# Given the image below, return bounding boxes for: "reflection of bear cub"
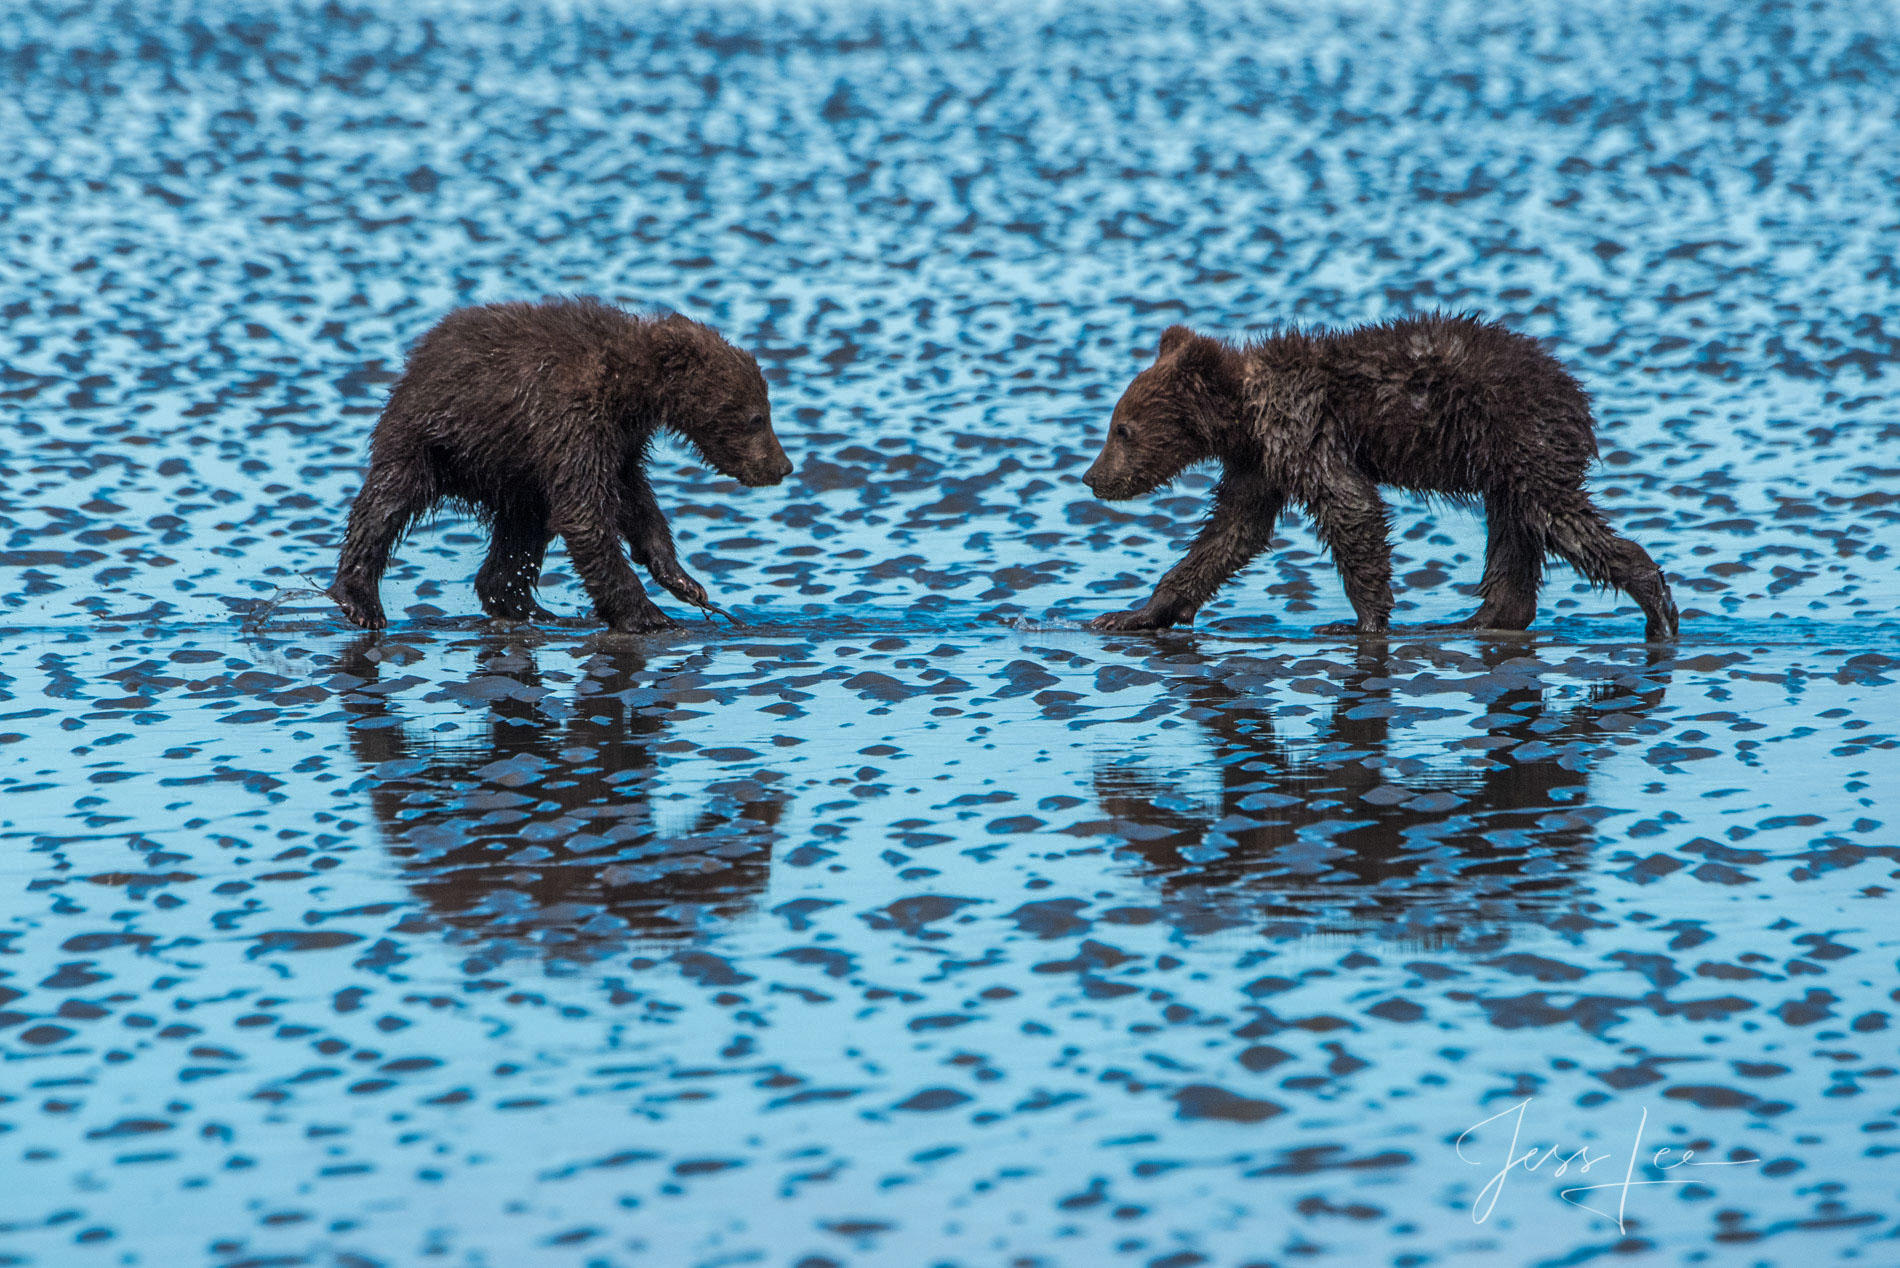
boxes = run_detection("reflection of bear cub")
[1084,315,1678,640]
[330,297,792,633]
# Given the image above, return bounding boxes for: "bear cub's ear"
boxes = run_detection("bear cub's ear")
[1157,325,1198,358]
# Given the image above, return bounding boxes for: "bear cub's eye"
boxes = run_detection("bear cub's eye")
[1113,423,1133,441]
[748,414,766,430]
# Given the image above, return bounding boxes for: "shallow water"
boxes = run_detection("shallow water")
[3,1,1898,1265]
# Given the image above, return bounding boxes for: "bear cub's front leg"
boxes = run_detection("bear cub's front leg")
[1091,470,1283,632]
[616,470,732,623]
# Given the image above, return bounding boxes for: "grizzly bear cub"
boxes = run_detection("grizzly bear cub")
[329,297,792,633]
[1084,314,1679,640]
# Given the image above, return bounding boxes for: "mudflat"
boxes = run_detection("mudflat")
[2,2,1896,1265]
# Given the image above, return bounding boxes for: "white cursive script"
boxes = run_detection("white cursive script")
[1454,1098,1757,1231]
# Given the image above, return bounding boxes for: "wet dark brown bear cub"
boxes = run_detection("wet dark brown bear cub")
[1084,314,1679,640]
[329,297,792,633]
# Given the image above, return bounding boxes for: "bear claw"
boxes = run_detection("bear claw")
[651,562,738,622]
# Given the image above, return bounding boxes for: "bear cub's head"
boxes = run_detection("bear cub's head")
[660,317,794,488]
[1083,325,1242,501]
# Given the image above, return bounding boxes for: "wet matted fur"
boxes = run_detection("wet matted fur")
[1083,314,1679,640]
[329,297,792,633]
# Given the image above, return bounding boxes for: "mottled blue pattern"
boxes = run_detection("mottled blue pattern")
[2,1,1897,1265]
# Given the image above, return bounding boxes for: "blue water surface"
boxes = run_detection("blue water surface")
[2,1,1897,1265]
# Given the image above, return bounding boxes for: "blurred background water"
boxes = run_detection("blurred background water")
[1,1,1897,1265]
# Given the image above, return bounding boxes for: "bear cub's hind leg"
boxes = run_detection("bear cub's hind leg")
[331,456,438,630]
[475,500,556,622]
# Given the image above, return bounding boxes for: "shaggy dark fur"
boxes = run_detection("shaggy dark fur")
[1084,314,1679,640]
[329,297,792,633]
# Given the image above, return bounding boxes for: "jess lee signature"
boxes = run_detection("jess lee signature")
[1456,1098,1759,1231]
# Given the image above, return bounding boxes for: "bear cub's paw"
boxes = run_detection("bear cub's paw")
[1091,605,1186,632]
[329,579,387,631]
[481,596,558,623]
[603,597,682,634]
[649,561,711,610]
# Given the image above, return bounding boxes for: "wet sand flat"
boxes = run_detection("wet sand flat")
[3,1,1899,1265]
